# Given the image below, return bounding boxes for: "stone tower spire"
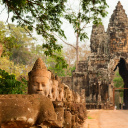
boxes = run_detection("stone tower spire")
[108,1,128,32]
[107,1,128,54]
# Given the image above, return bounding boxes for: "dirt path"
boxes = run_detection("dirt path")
[83,110,128,128]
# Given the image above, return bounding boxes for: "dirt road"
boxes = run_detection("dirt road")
[83,110,128,128]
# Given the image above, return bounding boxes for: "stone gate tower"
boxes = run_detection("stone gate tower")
[62,1,128,109]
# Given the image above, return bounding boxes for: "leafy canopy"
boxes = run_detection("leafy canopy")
[2,0,67,67]
[65,0,108,42]
[1,0,108,68]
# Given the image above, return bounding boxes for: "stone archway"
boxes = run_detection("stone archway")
[108,56,128,109]
[113,58,128,109]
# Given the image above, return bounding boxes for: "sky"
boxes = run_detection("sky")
[0,0,128,49]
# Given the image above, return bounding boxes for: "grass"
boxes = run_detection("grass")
[88,116,93,119]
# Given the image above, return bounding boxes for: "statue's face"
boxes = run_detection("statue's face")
[30,76,50,96]
[57,87,64,101]
[67,90,72,102]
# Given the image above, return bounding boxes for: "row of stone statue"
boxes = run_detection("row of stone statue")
[28,58,85,104]
[0,58,86,128]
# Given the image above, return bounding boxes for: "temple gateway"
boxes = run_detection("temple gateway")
[62,1,128,109]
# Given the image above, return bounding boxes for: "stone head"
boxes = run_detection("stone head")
[50,73,58,101]
[57,83,64,101]
[64,84,73,102]
[28,58,51,97]
[73,92,80,103]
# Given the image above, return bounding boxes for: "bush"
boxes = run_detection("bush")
[0,69,27,94]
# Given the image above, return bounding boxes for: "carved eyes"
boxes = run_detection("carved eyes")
[33,82,46,87]
[33,82,38,86]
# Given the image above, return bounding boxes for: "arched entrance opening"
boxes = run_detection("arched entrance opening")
[113,57,128,109]
[113,88,128,109]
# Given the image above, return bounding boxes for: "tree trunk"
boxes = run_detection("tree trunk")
[75,33,79,71]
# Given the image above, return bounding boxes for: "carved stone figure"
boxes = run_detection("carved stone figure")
[28,58,51,97]
[64,84,73,102]
[50,73,58,101]
[57,82,64,101]
[0,95,57,128]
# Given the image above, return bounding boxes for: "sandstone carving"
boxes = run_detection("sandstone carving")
[0,94,57,128]
[28,58,51,97]
[0,58,86,128]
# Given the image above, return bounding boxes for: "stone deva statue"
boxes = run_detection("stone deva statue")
[50,73,59,101]
[28,58,51,97]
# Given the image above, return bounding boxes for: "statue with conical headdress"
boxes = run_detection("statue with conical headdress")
[28,58,51,97]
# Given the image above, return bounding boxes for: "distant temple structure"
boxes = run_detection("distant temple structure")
[62,1,128,109]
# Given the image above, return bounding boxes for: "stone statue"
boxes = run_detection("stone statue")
[57,78,64,101]
[64,84,73,102]
[50,73,58,101]
[28,58,51,97]
[0,94,58,128]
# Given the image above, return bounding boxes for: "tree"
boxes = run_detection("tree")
[1,0,68,68]
[0,21,19,57]
[46,50,66,76]
[63,44,90,75]
[1,0,108,69]
[0,21,40,65]
[54,0,108,70]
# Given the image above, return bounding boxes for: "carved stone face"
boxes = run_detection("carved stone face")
[57,84,64,101]
[67,90,73,102]
[51,80,58,101]
[30,76,50,97]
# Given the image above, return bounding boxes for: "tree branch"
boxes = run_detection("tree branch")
[52,32,76,50]
[0,7,5,15]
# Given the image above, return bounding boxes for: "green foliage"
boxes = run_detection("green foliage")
[113,71,124,97]
[65,0,108,42]
[0,21,40,65]
[1,0,108,70]
[46,50,67,76]
[88,116,93,119]
[0,22,19,57]
[2,0,67,68]
[0,57,31,80]
[0,69,27,94]
[113,71,123,88]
